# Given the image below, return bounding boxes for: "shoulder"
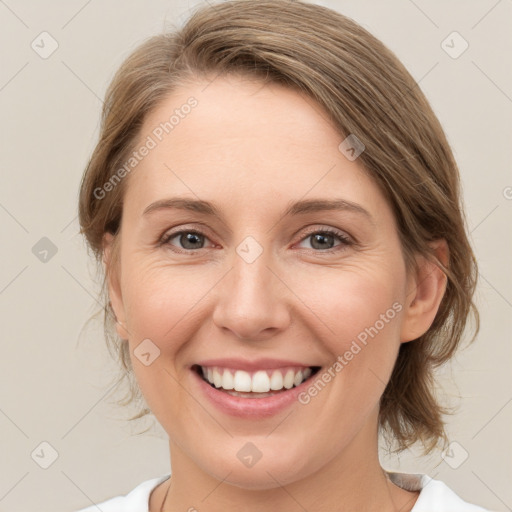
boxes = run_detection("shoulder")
[387,472,493,512]
[74,474,170,512]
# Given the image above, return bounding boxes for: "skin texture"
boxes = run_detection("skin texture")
[104,75,448,512]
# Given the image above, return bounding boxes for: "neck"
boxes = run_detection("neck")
[155,411,419,512]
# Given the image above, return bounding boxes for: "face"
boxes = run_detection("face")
[105,74,437,489]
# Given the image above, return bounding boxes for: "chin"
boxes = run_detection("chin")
[222,470,304,491]
[201,449,312,490]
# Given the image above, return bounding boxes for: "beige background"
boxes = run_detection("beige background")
[0,0,511,511]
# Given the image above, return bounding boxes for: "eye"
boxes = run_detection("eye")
[296,227,353,252]
[160,229,214,251]
[159,226,353,253]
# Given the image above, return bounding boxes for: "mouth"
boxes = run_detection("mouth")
[192,364,321,399]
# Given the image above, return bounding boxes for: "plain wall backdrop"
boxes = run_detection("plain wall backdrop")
[0,0,511,511]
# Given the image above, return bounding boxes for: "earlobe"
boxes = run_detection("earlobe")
[400,239,449,343]
[102,232,129,340]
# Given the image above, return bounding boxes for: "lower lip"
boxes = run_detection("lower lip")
[191,368,316,418]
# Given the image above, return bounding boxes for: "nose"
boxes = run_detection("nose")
[212,250,291,341]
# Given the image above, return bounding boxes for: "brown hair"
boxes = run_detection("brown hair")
[78,0,479,454]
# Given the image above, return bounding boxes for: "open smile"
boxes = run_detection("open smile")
[191,362,322,417]
[193,364,321,397]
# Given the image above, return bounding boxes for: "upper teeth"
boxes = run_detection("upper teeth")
[201,366,312,393]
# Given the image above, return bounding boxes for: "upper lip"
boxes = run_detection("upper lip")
[194,358,318,371]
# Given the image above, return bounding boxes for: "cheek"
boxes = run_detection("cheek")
[120,261,219,419]
[292,261,406,409]
[122,258,209,340]
[291,260,405,349]
[121,263,199,425]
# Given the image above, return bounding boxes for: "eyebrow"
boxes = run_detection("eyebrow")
[142,197,374,224]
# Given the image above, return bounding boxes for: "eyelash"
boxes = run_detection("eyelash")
[158,226,354,254]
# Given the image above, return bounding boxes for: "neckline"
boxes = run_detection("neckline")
[386,471,426,492]
[155,472,426,511]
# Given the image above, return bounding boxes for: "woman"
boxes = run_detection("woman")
[76,0,488,510]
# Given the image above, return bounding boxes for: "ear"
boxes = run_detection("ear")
[103,232,129,340]
[400,239,449,343]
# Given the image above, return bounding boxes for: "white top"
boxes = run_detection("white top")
[75,472,492,511]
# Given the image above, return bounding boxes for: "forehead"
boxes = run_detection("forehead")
[123,75,385,217]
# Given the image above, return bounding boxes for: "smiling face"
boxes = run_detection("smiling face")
[104,74,442,490]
